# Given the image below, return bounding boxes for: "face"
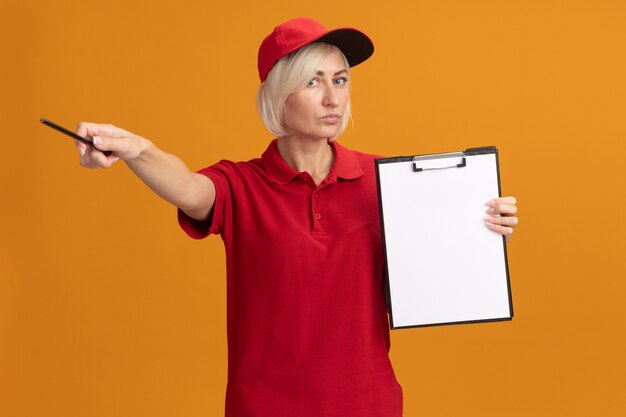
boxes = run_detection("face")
[283,50,350,141]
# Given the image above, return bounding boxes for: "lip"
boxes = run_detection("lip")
[321,114,342,123]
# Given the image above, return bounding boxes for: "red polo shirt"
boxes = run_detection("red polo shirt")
[178,139,403,417]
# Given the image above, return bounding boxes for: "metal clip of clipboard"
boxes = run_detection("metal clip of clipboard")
[413,152,467,172]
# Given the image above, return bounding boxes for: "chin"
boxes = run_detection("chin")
[315,127,341,140]
[288,126,341,142]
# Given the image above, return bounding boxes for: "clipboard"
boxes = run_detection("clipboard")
[375,146,513,329]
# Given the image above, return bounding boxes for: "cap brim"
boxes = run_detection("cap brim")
[315,28,374,69]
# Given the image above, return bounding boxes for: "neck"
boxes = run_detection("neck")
[277,135,334,185]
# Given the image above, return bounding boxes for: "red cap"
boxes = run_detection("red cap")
[258,17,374,82]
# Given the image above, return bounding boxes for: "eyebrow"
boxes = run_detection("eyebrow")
[315,69,348,76]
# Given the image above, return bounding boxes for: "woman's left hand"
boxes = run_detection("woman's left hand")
[484,196,518,242]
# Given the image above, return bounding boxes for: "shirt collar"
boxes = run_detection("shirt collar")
[261,139,364,185]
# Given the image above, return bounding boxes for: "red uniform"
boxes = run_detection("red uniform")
[178,139,403,417]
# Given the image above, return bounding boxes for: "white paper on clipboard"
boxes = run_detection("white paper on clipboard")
[375,147,513,329]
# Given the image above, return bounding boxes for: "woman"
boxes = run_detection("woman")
[76,17,518,417]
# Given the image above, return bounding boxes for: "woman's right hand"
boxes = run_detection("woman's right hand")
[75,122,147,169]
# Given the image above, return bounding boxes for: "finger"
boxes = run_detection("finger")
[485,215,518,227]
[485,221,514,239]
[82,151,119,169]
[485,196,517,208]
[74,140,87,156]
[497,196,516,205]
[105,153,121,165]
[80,145,107,168]
[497,204,518,216]
[93,134,141,161]
[79,149,103,168]
[76,122,112,140]
[92,135,123,156]
[76,122,130,140]
[486,203,518,216]
[79,141,119,169]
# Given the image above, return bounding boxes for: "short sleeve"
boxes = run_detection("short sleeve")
[177,160,238,239]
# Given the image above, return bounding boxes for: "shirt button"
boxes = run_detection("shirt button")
[303,178,308,183]
[315,213,322,220]
[314,193,318,199]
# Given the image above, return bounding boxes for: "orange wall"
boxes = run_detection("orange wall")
[1,1,624,416]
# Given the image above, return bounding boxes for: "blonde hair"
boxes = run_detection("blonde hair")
[256,42,352,139]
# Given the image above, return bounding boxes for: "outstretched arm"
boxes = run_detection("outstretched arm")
[75,122,215,221]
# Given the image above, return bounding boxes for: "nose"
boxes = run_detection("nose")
[322,83,339,108]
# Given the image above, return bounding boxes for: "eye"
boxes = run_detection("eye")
[334,77,348,85]
[307,79,319,87]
